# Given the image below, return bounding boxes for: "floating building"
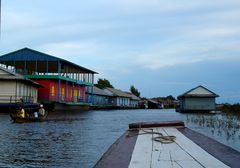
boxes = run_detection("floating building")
[177,85,219,112]
[104,87,140,108]
[0,48,97,111]
[86,86,113,107]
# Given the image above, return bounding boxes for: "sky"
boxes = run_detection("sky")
[0,0,240,103]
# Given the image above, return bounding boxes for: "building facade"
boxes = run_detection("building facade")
[104,87,132,107]
[86,86,113,106]
[125,92,140,108]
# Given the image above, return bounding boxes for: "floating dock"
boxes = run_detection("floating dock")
[94,121,240,168]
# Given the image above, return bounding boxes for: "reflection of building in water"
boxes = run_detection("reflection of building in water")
[177,85,219,113]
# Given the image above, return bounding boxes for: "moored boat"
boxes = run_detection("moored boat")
[94,121,240,168]
[10,105,48,123]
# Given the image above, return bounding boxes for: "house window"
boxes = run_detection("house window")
[61,87,65,100]
[51,86,55,96]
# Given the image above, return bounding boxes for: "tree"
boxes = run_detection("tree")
[95,78,114,89]
[166,95,175,101]
[130,85,140,97]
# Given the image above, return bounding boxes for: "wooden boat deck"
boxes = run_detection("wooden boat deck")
[129,127,229,168]
[94,121,240,168]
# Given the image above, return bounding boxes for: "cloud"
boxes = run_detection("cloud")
[40,40,103,59]
[187,26,240,38]
[105,0,240,15]
[2,11,43,32]
[135,41,240,70]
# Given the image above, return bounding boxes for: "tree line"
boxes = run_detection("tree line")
[95,78,140,97]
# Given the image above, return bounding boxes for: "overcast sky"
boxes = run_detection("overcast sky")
[1,0,240,103]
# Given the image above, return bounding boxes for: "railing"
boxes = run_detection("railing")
[0,96,34,104]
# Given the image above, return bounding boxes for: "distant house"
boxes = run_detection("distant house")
[104,87,132,107]
[177,85,219,112]
[125,92,141,108]
[0,67,41,105]
[86,86,113,106]
[139,98,162,109]
[147,99,163,109]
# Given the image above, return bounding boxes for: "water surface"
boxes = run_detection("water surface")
[0,109,239,167]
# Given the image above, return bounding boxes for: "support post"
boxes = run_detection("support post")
[58,61,61,102]
[77,83,80,102]
[72,82,74,102]
[65,80,68,103]
[91,74,94,104]
[58,79,61,102]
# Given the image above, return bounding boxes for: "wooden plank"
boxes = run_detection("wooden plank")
[94,123,240,168]
[164,127,230,168]
[151,128,203,168]
[178,127,240,168]
[129,121,184,129]
[129,127,230,168]
[93,130,138,168]
[128,129,153,168]
[129,128,202,168]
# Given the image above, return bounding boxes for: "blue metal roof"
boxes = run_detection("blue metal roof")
[0,48,97,73]
[0,48,58,61]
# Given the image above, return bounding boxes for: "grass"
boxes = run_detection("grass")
[217,103,240,114]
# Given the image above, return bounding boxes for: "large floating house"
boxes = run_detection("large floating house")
[0,48,97,111]
[177,85,219,113]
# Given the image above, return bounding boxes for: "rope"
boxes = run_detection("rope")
[127,127,176,144]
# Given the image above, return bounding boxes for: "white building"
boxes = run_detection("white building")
[0,67,41,104]
[104,87,132,107]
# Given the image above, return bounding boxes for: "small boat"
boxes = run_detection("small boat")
[94,121,240,168]
[10,114,47,123]
[10,106,48,123]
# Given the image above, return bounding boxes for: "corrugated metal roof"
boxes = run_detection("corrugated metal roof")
[125,92,141,100]
[0,48,58,61]
[177,85,219,98]
[87,86,113,96]
[0,67,42,87]
[105,87,132,98]
[0,48,97,74]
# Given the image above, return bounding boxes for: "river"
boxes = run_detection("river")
[0,109,239,168]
